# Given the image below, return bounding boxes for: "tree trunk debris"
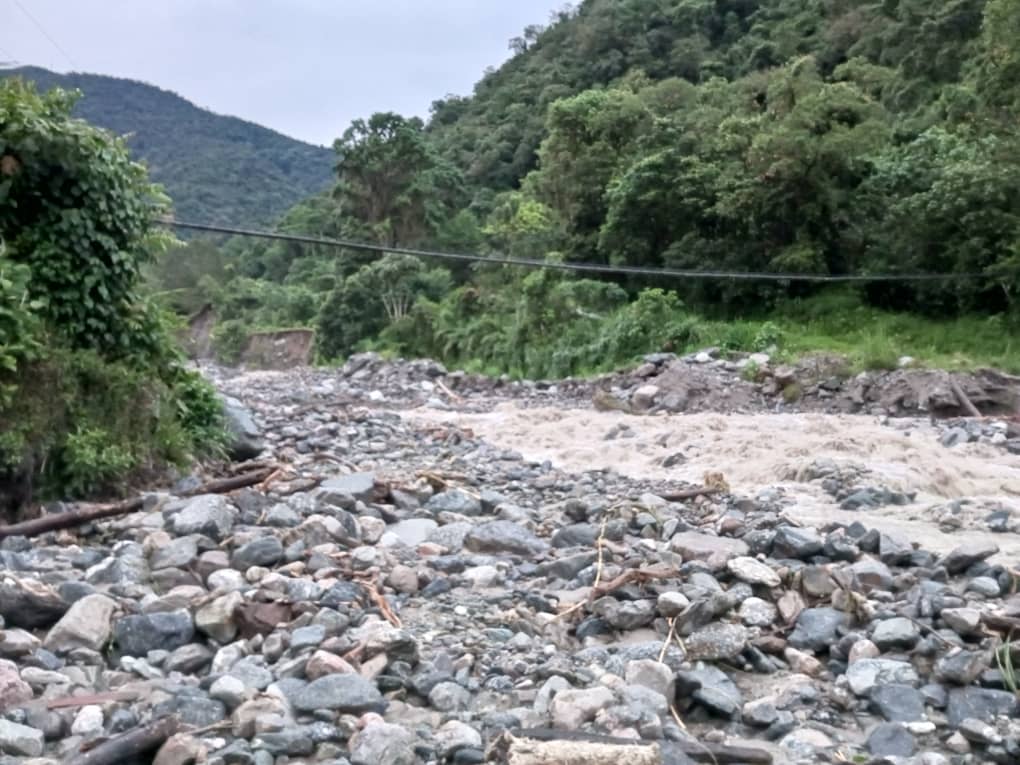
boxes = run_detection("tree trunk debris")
[0,467,273,540]
[64,716,180,765]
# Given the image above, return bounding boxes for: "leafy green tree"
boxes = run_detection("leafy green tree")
[1,80,173,358]
[334,113,464,247]
[317,254,451,359]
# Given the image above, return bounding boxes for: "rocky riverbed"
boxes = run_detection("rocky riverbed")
[1,353,1019,764]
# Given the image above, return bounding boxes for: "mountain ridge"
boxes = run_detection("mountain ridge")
[2,65,335,226]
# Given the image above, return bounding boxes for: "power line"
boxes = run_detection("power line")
[10,0,77,69]
[160,218,997,284]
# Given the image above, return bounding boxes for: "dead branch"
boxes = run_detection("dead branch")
[949,376,981,418]
[65,716,180,765]
[0,468,273,540]
[660,487,721,501]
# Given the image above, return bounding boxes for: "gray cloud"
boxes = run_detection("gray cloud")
[3,0,565,145]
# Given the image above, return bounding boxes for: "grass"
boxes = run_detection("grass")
[689,292,1020,375]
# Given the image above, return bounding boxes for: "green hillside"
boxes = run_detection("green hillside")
[155,0,1020,376]
[2,66,334,226]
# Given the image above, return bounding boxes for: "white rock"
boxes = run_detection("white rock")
[71,705,104,737]
[727,556,781,587]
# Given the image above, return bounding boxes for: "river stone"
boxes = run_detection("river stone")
[772,526,824,559]
[425,489,483,516]
[0,718,43,757]
[464,521,548,556]
[382,518,438,547]
[43,593,116,653]
[670,531,748,563]
[946,687,1020,726]
[550,686,615,729]
[320,472,377,503]
[871,617,920,649]
[934,649,989,686]
[231,536,284,570]
[676,664,742,718]
[846,659,920,697]
[870,684,926,722]
[172,495,237,540]
[739,597,777,627]
[867,723,916,757]
[349,721,417,765]
[0,659,32,707]
[292,673,384,713]
[685,622,749,661]
[727,557,781,587]
[942,542,999,574]
[222,396,265,461]
[113,609,195,657]
[788,607,848,652]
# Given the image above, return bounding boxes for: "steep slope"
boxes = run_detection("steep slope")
[2,66,334,226]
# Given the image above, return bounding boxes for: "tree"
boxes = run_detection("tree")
[333,113,464,247]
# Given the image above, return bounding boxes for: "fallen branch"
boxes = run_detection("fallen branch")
[65,716,180,765]
[660,486,721,501]
[358,577,403,628]
[949,376,981,418]
[436,379,464,404]
[46,691,137,709]
[0,468,273,540]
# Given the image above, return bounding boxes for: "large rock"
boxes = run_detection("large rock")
[846,659,920,697]
[685,623,749,661]
[43,593,116,653]
[676,664,743,718]
[291,673,384,713]
[0,718,43,757]
[425,489,483,516]
[320,472,378,503]
[349,721,417,765]
[231,536,283,570]
[946,687,1020,726]
[727,556,781,587]
[669,532,748,563]
[195,591,243,643]
[942,542,999,574]
[0,578,67,629]
[171,495,237,540]
[788,607,848,652]
[0,659,32,708]
[113,610,195,657]
[221,395,265,461]
[772,526,824,559]
[464,521,549,557]
[550,686,615,729]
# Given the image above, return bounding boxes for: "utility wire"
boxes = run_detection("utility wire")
[10,0,77,69]
[160,218,998,284]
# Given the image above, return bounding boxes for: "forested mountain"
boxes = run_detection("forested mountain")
[1,66,334,226]
[157,0,1020,376]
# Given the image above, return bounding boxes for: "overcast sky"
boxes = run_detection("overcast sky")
[2,0,565,146]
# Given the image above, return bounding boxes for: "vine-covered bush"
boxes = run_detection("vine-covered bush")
[0,79,223,506]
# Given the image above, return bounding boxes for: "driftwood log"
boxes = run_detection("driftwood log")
[0,468,273,540]
[64,716,180,765]
[949,376,982,418]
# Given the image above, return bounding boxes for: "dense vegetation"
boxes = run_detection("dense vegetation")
[155,0,1020,376]
[1,66,334,226]
[0,80,223,508]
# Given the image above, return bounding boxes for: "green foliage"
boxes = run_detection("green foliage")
[0,79,223,504]
[1,79,173,358]
[2,66,334,227]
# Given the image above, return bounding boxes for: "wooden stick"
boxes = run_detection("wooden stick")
[950,376,981,418]
[0,468,273,540]
[660,486,721,501]
[65,716,180,765]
